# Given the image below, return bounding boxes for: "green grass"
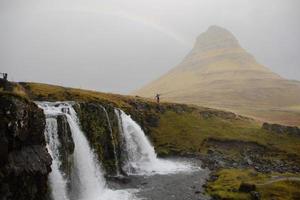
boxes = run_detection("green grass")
[0,81,28,99]
[20,82,300,155]
[8,81,300,157]
[21,82,134,106]
[259,179,300,200]
[151,110,300,156]
[0,91,30,102]
[4,81,300,200]
[206,169,300,200]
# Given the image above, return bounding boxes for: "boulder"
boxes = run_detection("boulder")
[239,182,256,193]
[250,191,261,200]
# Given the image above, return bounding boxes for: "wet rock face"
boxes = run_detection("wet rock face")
[0,95,46,150]
[0,93,52,200]
[74,103,120,175]
[56,115,75,179]
[262,123,300,136]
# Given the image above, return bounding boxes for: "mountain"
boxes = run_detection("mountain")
[134,26,300,125]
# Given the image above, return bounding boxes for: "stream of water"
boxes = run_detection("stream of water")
[115,109,196,175]
[38,102,135,200]
[38,102,201,200]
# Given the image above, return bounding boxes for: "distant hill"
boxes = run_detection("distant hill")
[134,26,300,125]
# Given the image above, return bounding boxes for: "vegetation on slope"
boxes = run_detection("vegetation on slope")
[206,169,300,200]
[3,81,300,199]
[20,82,146,107]
[134,26,300,126]
[150,110,300,156]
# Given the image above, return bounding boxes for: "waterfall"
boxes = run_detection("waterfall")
[99,105,120,176]
[44,117,70,200]
[115,109,194,175]
[38,102,135,200]
[67,105,107,200]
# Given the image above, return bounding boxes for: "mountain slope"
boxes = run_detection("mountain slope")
[134,26,300,125]
[2,81,300,199]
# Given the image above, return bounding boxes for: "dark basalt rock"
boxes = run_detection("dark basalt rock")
[250,191,261,200]
[0,79,14,92]
[262,122,300,136]
[239,182,256,193]
[0,93,52,200]
[56,115,74,179]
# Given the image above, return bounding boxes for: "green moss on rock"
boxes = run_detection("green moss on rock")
[74,102,121,175]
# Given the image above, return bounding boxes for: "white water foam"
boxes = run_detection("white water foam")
[115,109,198,175]
[44,117,70,200]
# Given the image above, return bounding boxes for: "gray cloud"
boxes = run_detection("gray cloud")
[1,0,299,93]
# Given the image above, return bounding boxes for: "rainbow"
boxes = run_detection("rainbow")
[55,5,191,47]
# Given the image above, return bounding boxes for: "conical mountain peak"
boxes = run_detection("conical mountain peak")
[135,25,300,126]
[206,25,235,37]
[193,25,240,53]
[176,25,277,74]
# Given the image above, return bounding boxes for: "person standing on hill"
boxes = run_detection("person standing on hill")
[155,94,160,104]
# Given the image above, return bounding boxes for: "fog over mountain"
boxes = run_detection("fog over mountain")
[135,25,300,125]
[0,0,299,93]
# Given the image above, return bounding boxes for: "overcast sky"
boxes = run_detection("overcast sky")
[1,0,299,94]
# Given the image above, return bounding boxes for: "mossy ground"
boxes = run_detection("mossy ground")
[206,169,300,200]
[151,110,300,156]
[4,81,300,199]
[20,82,152,108]
[151,111,300,199]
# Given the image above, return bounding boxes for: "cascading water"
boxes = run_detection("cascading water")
[99,105,120,176]
[115,109,195,175]
[38,102,135,200]
[44,117,70,200]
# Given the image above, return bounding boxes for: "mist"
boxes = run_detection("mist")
[1,0,299,94]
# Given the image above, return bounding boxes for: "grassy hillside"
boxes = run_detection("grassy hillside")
[14,82,298,156]
[2,81,300,199]
[134,26,300,126]
[206,169,300,200]
[151,110,300,156]
[20,82,138,107]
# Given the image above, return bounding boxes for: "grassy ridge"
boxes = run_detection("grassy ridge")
[21,82,300,155]
[151,110,300,156]
[20,82,136,107]
[3,81,300,200]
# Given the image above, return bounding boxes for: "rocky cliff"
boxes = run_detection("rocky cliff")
[0,93,52,200]
[56,115,75,181]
